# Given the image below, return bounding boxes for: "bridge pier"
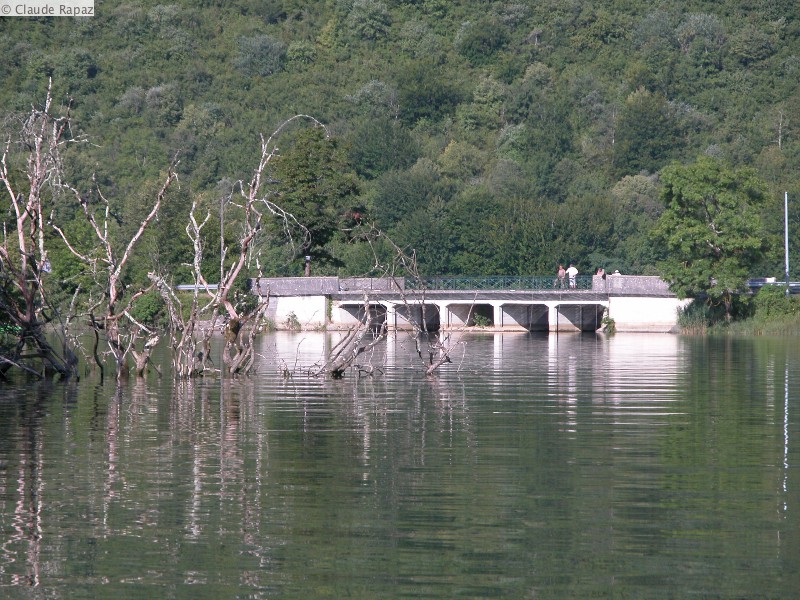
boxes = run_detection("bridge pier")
[493,304,503,328]
[548,305,560,332]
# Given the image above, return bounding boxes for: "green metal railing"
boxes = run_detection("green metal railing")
[406,275,594,291]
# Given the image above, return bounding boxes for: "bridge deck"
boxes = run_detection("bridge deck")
[332,289,610,302]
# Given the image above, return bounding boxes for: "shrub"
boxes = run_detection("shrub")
[601,310,616,334]
[287,41,316,68]
[472,314,491,327]
[235,35,286,76]
[285,312,301,330]
[129,291,166,328]
[348,0,391,41]
[753,285,800,319]
[455,18,509,66]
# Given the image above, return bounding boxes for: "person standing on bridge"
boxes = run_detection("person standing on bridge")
[556,264,566,288]
[566,263,578,288]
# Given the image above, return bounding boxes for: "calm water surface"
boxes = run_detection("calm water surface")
[0,332,798,599]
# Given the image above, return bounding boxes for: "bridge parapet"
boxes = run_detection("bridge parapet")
[251,277,404,296]
[252,274,676,299]
[594,274,674,296]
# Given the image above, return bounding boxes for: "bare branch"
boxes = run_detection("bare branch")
[115,162,179,282]
[0,79,78,379]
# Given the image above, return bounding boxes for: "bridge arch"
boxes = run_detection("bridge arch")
[338,302,387,329]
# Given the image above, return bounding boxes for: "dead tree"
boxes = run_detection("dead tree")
[54,166,178,382]
[152,116,319,378]
[0,81,78,380]
[311,295,388,378]
[147,202,212,378]
[354,224,467,377]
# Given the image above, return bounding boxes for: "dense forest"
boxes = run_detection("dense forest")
[2,0,800,287]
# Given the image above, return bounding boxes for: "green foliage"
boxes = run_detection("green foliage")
[286,41,317,70]
[613,88,677,177]
[144,83,183,127]
[677,301,712,334]
[438,140,484,180]
[369,159,445,227]
[601,310,616,334]
[346,80,399,118]
[472,314,491,327]
[233,275,259,315]
[727,24,776,66]
[455,17,509,66]
[752,285,800,319]
[1,0,799,299]
[609,174,664,273]
[285,311,301,330]
[654,156,770,317]
[348,116,417,179]
[395,58,463,124]
[128,291,166,328]
[347,0,391,41]
[270,127,361,267]
[456,76,506,132]
[446,187,505,275]
[235,35,287,76]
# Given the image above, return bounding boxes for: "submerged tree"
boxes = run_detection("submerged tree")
[354,224,465,377]
[0,82,78,380]
[152,116,322,378]
[311,294,388,379]
[653,156,771,319]
[54,167,179,382]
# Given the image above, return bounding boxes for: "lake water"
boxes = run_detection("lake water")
[0,332,798,599]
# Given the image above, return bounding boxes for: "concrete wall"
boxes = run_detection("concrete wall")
[501,304,549,331]
[592,275,688,332]
[267,296,328,330]
[608,296,692,333]
[553,304,606,332]
[331,301,367,328]
[330,301,387,329]
[338,277,404,292]
[594,274,673,296]
[280,295,688,333]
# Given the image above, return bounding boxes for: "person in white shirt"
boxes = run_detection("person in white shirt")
[566,263,578,288]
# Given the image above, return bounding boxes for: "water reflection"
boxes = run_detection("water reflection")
[784,361,790,515]
[0,332,798,597]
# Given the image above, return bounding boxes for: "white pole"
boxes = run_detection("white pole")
[785,191,790,295]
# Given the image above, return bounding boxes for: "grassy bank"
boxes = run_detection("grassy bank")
[678,286,800,336]
[712,313,800,336]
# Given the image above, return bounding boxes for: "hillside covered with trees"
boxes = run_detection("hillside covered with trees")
[2,0,800,286]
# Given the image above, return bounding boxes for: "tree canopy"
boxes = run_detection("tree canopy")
[1,0,799,288]
[653,156,771,317]
[269,126,361,269]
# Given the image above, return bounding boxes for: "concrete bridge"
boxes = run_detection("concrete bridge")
[250,275,690,333]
